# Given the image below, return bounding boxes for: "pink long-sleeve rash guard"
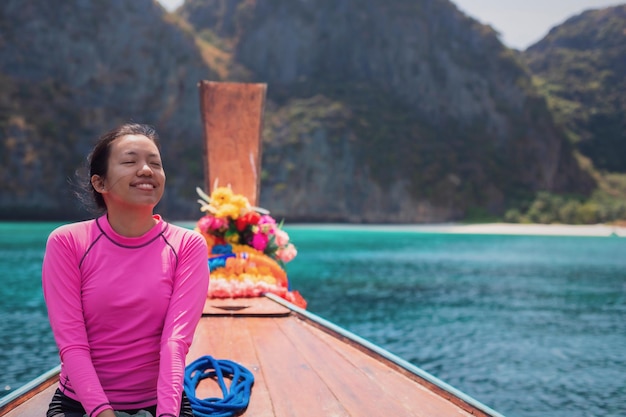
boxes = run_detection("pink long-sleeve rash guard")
[42,214,209,417]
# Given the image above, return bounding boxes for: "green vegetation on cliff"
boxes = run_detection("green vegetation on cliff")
[1,0,623,223]
[180,0,594,222]
[523,5,626,173]
[517,5,626,224]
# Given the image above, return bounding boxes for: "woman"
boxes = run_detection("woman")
[42,123,209,417]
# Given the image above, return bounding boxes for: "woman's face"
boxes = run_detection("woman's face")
[94,134,166,211]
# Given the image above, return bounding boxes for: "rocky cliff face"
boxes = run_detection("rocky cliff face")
[0,0,595,221]
[523,5,626,173]
[0,0,216,219]
[181,0,593,221]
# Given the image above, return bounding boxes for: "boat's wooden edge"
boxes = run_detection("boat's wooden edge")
[202,296,292,317]
[0,365,60,415]
[262,293,507,417]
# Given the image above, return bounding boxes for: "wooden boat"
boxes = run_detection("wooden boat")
[1,294,504,417]
[0,82,506,417]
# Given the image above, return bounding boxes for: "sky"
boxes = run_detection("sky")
[156,0,625,50]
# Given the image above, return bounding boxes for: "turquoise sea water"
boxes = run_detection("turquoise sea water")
[1,222,625,417]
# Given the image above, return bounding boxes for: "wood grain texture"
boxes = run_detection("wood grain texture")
[3,298,492,417]
[198,81,266,206]
[185,298,486,417]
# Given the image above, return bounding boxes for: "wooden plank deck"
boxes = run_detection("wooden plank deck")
[189,296,493,417]
[1,296,501,417]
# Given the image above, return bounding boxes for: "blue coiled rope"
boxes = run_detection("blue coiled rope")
[184,355,254,417]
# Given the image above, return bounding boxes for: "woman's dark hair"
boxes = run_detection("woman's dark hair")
[79,123,161,212]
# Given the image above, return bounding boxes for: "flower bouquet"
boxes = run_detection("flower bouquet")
[195,186,306,308]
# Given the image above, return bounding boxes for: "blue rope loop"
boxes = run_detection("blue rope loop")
[184,355,254,417]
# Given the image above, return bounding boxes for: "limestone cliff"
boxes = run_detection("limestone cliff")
[181,0,593,221]
[0,0,215,219]
[0,0,595,221]
[523,5,626,173]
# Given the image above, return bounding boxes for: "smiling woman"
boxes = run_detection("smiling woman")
[41,123,209,417]
[92,133,166,236]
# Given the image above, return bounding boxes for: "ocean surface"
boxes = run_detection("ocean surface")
[1,222,625,417]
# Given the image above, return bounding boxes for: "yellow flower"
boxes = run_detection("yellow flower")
[215,203,240,219]
[210,187,234,207]
[230,194,250,212]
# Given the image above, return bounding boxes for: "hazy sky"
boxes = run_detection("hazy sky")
[452,0,624,49]
[156,0,624,50]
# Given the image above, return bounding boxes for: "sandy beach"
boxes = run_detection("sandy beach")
[288,223,626,237]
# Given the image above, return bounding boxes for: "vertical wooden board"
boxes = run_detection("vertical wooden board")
[187,317,274,417]
[250,318,350,417]
[198,81,266,206]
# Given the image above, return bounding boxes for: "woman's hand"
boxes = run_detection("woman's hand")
[96,410,117,417]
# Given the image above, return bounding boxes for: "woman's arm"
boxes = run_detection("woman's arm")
[156,231,209,417]
[42,227,113,417]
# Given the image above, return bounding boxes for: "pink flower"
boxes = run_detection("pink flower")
[258,215,276,226]
[207,278,288,299]
[274,229,290,247]
[197,215,214,233]
[251,232,269,252]
[258,215,277,234]
[198,215,228,233]
[276,243,297,263]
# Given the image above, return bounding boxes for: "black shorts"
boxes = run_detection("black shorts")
[46,388,193,417]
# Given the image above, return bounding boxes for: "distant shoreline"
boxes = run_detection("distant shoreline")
[283,223,626,237]
[5,220,624,238]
